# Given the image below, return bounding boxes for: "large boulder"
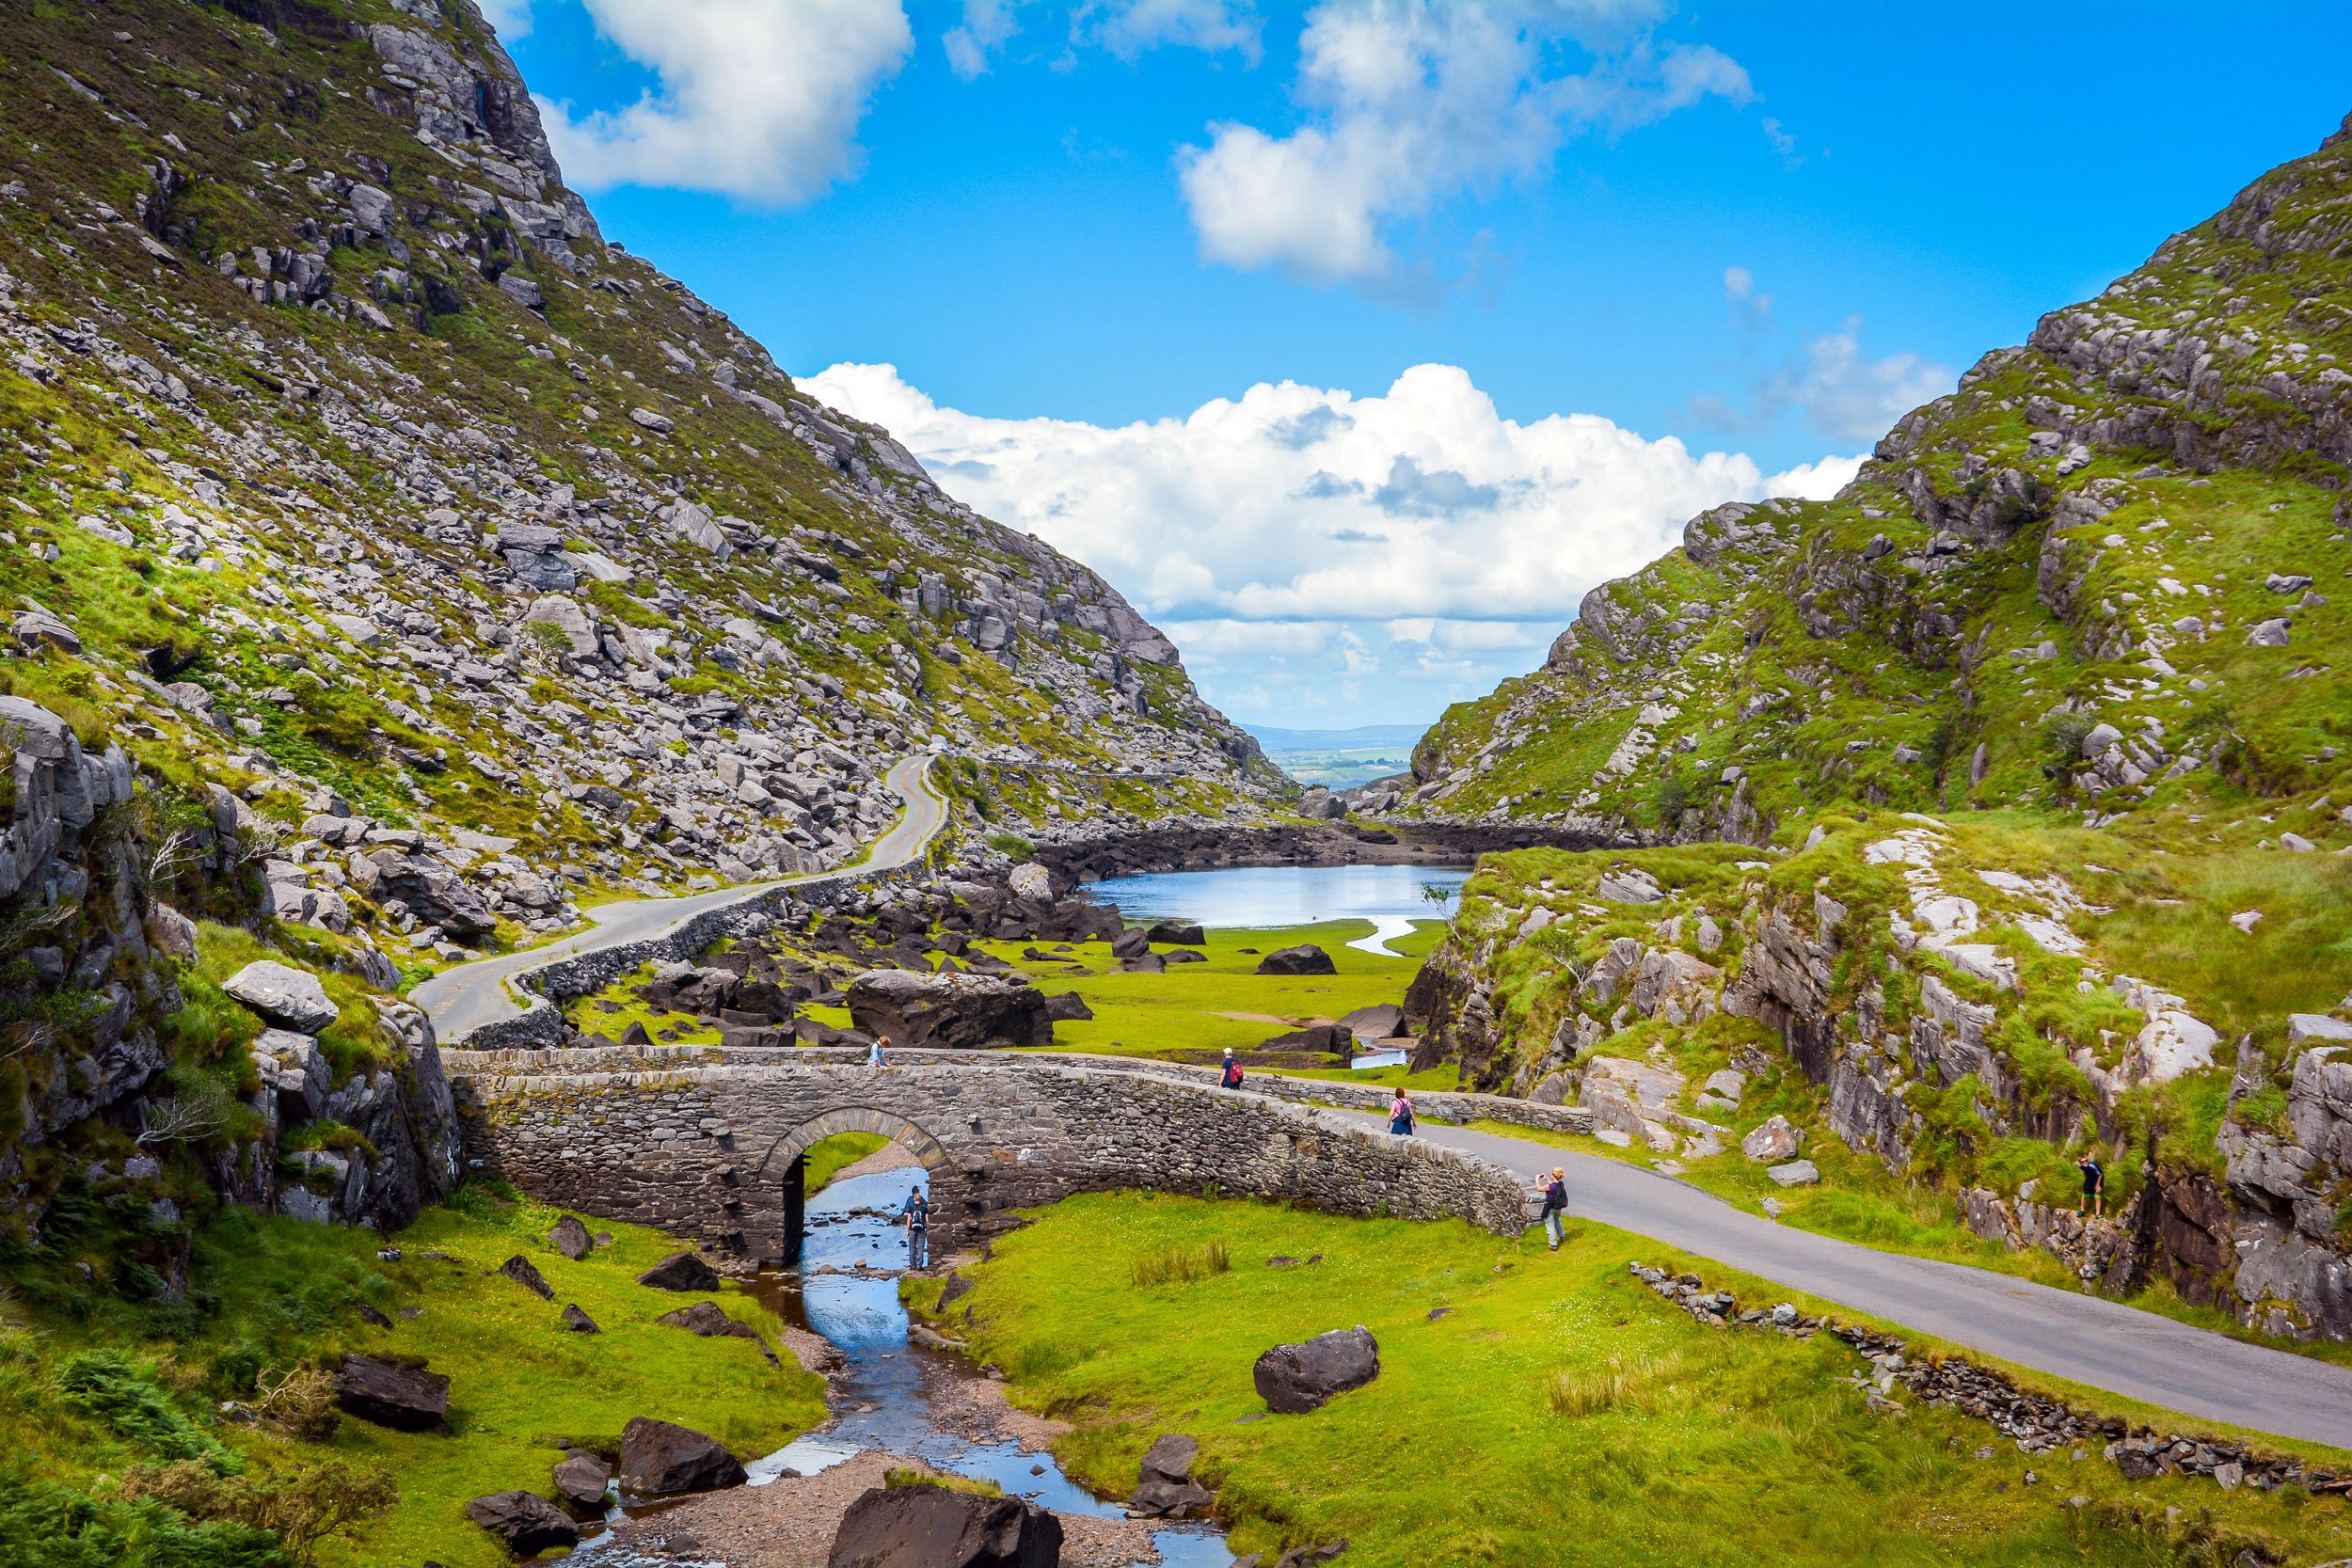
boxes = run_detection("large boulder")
[847,969,1053,1050]
[552,1449,614,1512]
[369,853,496,942]
[1146,922,1205,946]
[617,1415,747,1497]
[1252,1326,1379,1413]
[465,1491,579,1555]
[1129,1433,1213,1518]
[548,1213,595,1260]
[499,1254,554,1299]
[828,1482,1064,1568]
[1255,944,1337,976]
[1741,1115,1802,1163]
[222,960,339,1032]
[657,1300,778,1364]
[334,1354,449,1431]
[1044,991,1093,1022]
[1338,1004,1405,1039]
[1110,927,1151,959]
[638,1250,723,1291]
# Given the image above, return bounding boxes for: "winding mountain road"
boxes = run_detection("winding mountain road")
[1327,1108,2352,1450]
[412,752,947,1040]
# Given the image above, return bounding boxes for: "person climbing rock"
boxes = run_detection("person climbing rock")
[1539,1167,1569,1251]
[2077,1151,2106,1219]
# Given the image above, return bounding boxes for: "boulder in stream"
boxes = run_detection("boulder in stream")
[828,1481,1064,1568]
[618,1415,747,1496]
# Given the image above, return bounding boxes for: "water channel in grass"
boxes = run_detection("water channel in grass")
[582,1164,1232,1566]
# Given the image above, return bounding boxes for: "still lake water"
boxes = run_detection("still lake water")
[1085,863,1470,928]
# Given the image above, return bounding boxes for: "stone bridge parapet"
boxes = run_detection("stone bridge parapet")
[447,1050,1532,1263]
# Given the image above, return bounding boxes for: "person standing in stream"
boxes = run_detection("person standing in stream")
[901,1184,929,1268]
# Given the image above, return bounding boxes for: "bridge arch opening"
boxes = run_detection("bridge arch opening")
[755,1108,951,1265]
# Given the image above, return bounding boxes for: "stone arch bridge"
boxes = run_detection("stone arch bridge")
[441,1044,1529,1266]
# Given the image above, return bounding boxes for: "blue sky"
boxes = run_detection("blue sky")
[488,0,2352,731]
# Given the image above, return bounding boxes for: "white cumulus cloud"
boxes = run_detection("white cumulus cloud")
[1177,1,1751,284]
[1768,320,1955,445]
[477,0,534,39]
[536,0,913,205]
[803,359,1852,725]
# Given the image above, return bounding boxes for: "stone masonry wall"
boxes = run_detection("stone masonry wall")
[450,1053,1532,1264]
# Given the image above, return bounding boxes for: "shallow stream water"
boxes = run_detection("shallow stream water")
[577,1165,1232,1566]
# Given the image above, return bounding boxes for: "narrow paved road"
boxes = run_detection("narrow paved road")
[1331,1108,2352,1450]
[413,752,947,1040]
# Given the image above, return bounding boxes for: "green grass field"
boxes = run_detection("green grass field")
[975,918,1444,1062]
[0,1187,825,1568]
[911,1193,2352,1568]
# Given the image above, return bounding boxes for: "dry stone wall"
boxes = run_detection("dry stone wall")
[447,1049,1531,1263]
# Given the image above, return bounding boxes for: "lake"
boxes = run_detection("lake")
[1085,862,1470,928]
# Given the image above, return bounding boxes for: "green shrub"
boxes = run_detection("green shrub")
[53,1351,237,1472]
[1130,1239,1229,1288]
[984,831,1035,859]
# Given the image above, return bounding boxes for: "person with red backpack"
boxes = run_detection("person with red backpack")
[1218,1047,1245,1089]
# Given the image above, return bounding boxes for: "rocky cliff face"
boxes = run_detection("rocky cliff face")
[1400,111,2352,838]
[0,0,1273,958]
[0,0,1271,1250]
[1390,112,2352,1341]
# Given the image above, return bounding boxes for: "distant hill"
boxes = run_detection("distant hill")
[1249,723,1426,788]
[1248,723,1428,752]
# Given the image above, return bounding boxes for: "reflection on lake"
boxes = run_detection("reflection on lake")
[1087,863,1470,928]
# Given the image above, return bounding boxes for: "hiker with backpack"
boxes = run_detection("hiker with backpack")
[1539,1167,1569,1250]
[1219,1047,1245,1089]
[901,1184,930,1268]
[1388,1088,1416,1136]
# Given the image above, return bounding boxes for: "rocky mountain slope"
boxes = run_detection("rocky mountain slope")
[1391,114,2352,1341]
[0,0,1275,950]
[0,0,1281,1255]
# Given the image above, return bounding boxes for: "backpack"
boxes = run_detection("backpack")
[1221,1061,1244,1088]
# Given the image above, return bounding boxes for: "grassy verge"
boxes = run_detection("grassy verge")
[1445,1113,2352,1372]
[0,1187,826,1568]
[804,1132,892,1196]
[912,1193,2350,1567]
[977,920,1440,1062]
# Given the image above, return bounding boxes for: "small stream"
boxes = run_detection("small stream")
[579,1165,1232,1566]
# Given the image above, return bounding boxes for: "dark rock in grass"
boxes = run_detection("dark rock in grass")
[1109,927,1152,959]
[1146,922,1205,946]
[1255,944,1336,976]
[553,1449,614,1512]
[639,1250,723,1291]
[499,1254,554,1299]
[356,1303,392,1330]
[1261,1022,1351,1056]
[827,1481,1063,1568]
[1272,1542,1350,1568]
[846,969,1054,1050]
[1130,1433,1212,1518]
[561,1303,600,1334]
[1044,991,1093,1022]
[939,1273,975,1308]
[620,1020,653,1048]
[619,1416,747,1497]
[1120,953,1166,974]
[657,1300,780,1365]
[1167,949,1206,964]
[334,1354,449,1432]
[466,1490,579,1554]
[548,1213,595,1260]
[1338,1004,1405,1039]
[1252,1327,1379,1414]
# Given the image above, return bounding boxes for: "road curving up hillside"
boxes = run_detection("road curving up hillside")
[413,752,948,1039]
